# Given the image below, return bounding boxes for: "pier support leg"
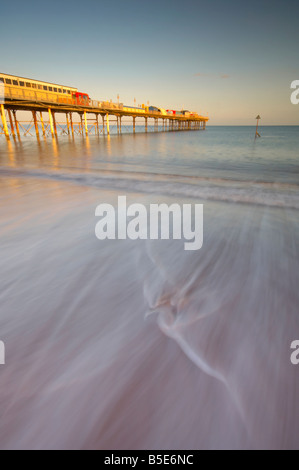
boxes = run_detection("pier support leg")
[32,111,39,139]
[106,113,110,135]
[70,113,74,136]
[117,116,119,135]
[48,108,55,138]
[133,116,136,134]
[145,117,148,133]
[102,115,105,135]
[0,104,10,140]
[13,111,20,138]
[96,115,99,135]
[7,109,16,138]
[119,116,122,134]
[40,112,45,136]
[66,113,70,135]
[84,111,88,136]
[52,112,58,137]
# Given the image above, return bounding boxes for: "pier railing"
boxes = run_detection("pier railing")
[3,87,123,110]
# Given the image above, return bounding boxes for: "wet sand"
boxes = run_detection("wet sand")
[0,176,298,449]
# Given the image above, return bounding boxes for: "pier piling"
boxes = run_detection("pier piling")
[32,111,39,139]
[84,111,88,136]
[7,109,15,138]
[40,112,45,136]
[48,108,55,138]
[0,104,10,140]
[66,113,70,135]
[13,111,20,138]
[106,113,110,135]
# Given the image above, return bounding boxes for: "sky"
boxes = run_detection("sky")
[1,0,299,125]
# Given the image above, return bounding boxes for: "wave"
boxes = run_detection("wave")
[1,166,299,210]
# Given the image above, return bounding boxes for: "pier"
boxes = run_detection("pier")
[0,75,209,141]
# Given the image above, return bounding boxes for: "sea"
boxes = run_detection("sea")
[0,126,298,449]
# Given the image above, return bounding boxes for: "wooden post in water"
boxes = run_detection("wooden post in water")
[145,117,148,133]
[0,104,10,140]
[119,116,122,134]
[133,116,136,134]
[255,115,261,138]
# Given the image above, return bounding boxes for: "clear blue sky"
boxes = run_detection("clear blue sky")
[1,0,299,124]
